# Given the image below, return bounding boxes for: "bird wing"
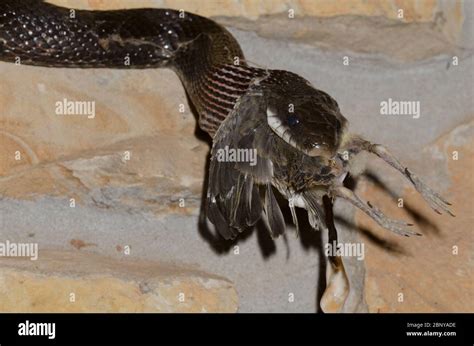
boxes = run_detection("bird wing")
[206,89,286,240]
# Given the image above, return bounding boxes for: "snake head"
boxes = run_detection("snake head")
[263,70,347,159]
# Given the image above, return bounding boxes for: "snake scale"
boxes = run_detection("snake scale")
[0,0,453,243]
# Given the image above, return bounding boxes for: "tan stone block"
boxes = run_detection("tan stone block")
[0,250,239,312]
[0,63,206,213]
[45,0,447,23]
[358,120,474,312]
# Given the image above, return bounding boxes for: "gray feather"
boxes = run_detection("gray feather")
[263,184,286,238]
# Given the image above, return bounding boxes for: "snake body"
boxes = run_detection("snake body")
[1,0,254,136]
[1,1,452,241]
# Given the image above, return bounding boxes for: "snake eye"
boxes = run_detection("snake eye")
[287,114,300,127]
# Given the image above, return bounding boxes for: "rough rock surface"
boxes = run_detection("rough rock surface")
[49,0,457,24]
[0,251,238,312]
[48,0,466,63]
[0,0,472,312]
[356,120,474,312]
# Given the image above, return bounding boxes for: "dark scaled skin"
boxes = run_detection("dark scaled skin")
[0,1,454,244]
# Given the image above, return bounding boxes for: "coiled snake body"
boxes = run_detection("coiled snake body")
[1,1,453,305]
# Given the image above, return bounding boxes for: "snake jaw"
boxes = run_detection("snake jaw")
[266,106,298,149]
[266,106,333,158]
[306,145,322,156]
[305,143,333,158]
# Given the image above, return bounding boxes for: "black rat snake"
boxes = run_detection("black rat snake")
[0,0,453,242]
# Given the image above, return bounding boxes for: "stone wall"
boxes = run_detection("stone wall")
[0,0,472,312]
[50,0,456,23]
[50,0,466,47]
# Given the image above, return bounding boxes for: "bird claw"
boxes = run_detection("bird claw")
[363,142,455,218]
[366,200,421,237]
[331,185,421,237]
[405,168,455,217]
